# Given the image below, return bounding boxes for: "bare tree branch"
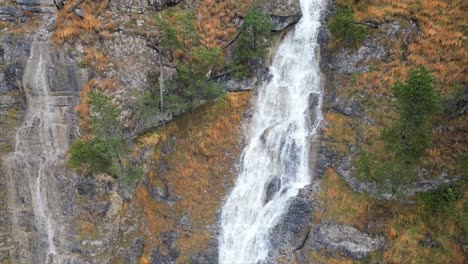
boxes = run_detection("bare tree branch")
[223,32,241,49]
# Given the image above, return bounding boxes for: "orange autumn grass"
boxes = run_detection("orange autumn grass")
[130,92,251,262]
[53,0,110,44]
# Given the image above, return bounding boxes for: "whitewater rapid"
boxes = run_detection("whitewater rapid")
[219,0,324,263]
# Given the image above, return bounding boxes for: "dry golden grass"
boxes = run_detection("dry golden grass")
[315,169,373,230]
[313,169,466,263]
[0,16,42,35]
[305,251,355,264]
[336,0,466,95]
[383,197,466,264]
[136,132,162,147]
[126,92,251,261]
[327,0,467,180]
[198,0,243,48]
[53,0,110,44]
[323,113,358,157]
[81,48,111,72]
[132,184,174,245]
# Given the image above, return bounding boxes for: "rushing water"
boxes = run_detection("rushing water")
[3,18,70,263]
[219,0,324,262]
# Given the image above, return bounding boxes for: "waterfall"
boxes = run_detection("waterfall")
[3,17,71,263]
[219,0,324,263]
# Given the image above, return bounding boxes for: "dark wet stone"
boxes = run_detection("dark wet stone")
[271,15,301,31]
[0,7,18,22]
[269,185,315,256]
[265,177,281,203]
[307,223,385,259]
[76,179,96,196]
[16,0,41,6]
[123,238,144,264]
[419,236,442,248]
[309,93,320,124]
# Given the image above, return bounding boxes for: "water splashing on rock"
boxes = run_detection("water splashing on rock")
[219,0,325,262]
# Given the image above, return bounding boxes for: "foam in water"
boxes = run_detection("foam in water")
[219,0,324,262]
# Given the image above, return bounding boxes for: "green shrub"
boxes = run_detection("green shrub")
[385,67,440,163]
[420,182,463,214]
[69,138,113,175]
[69,90,125,176]
[124,165,144,186]
[189,47,224,76]
[156,10,198,52]
[88,90,122,139]
[152,11,225,114]
[167,62,224,111]
[230,7,273,76]
[357,67,440,193]
[356,147,372,180]
[329,7,367,47]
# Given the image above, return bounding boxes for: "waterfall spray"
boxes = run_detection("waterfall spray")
[219,0,325,262]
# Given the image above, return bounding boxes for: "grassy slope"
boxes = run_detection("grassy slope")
[56,0,466,262]
[313,0,467,263]
[117,92,251,263]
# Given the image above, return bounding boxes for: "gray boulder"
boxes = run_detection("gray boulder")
[307,223,385,259]
[16,0,56,13]
[261,0,302,31]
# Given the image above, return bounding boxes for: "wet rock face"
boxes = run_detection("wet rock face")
[260,0,302,31]
[268,183,319,260]
[0,35,31,262]
[0,18,88,262]
[306,223,385,259]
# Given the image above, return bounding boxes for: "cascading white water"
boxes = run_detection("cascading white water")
[3,18,70,263]
[219,0,324,263]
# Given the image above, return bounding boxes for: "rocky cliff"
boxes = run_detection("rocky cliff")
[0,0,304,263]
[0,0,466,263]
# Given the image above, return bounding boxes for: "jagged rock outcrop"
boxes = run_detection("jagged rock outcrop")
[16,0,56,13]
[260,0,302,31]
[304,223,385,259]
[268,183,320,258]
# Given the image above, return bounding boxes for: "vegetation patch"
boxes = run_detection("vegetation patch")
[310,168,466,263]
[323,112,358,158]
[53,0,114,44]
[328,6,368,48]
[326,0,466,190]
[229,7,273,77]
[128,92,250,262]
[356,67,441,193]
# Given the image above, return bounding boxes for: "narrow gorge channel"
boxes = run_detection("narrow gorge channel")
[219,0,325,263]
